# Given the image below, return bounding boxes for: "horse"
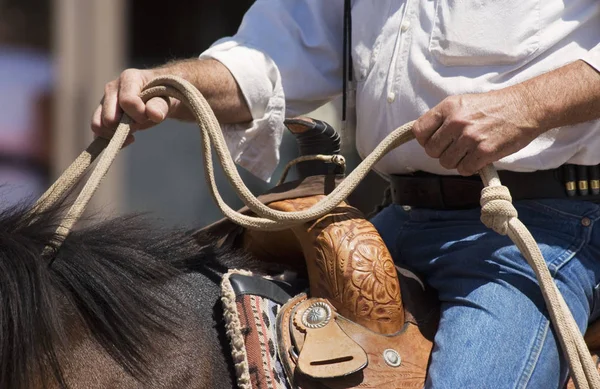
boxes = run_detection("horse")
[0,196,273,389]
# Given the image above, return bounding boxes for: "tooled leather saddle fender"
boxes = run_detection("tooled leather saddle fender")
[198,117,600,389]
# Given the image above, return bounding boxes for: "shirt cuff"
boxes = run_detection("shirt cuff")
[200,39,285,182]
[581,43,600,73]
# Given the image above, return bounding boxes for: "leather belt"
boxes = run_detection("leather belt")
[389,166,600,210]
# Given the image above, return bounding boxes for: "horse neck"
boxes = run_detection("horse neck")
[46,275,232,389]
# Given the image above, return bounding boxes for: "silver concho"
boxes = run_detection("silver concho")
[301,301,332,329]
[383,349,402,367]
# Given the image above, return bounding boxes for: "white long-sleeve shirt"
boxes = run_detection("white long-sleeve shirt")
[201,0,600,181]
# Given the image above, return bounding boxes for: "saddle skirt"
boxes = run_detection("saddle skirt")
[220,266,439,389]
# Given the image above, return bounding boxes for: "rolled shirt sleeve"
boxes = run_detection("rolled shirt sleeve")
[200,0,344,181]
[582,43,600,73]
[201,42,284,182]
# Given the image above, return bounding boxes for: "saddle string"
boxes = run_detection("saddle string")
[33,75,599,388]
[276,154,346,186]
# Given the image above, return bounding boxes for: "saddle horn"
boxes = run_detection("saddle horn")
[284,117,344,178]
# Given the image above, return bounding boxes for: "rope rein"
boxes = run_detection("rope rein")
[34,75,599,388]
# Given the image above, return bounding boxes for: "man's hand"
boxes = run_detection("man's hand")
[91,67,176,145]
[412,86,544,176]
[412,60,600,176]
[91,59,252,145]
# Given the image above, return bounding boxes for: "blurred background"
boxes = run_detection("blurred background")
[0,0,385,229]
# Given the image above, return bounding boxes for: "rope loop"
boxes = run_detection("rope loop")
[480,185,518,235]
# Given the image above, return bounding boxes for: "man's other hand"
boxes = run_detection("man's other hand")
[413,60,600,176]
[412,86,544,176]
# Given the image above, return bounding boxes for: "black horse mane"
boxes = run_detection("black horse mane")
[0,199,260,389]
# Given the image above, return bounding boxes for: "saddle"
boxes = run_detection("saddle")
[199,117,600,389]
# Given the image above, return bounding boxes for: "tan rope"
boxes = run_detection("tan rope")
[479,167,600,389]
[39,75,599,388]
[27,137,108,221]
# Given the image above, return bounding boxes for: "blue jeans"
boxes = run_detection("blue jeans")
[370,199,600,389]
